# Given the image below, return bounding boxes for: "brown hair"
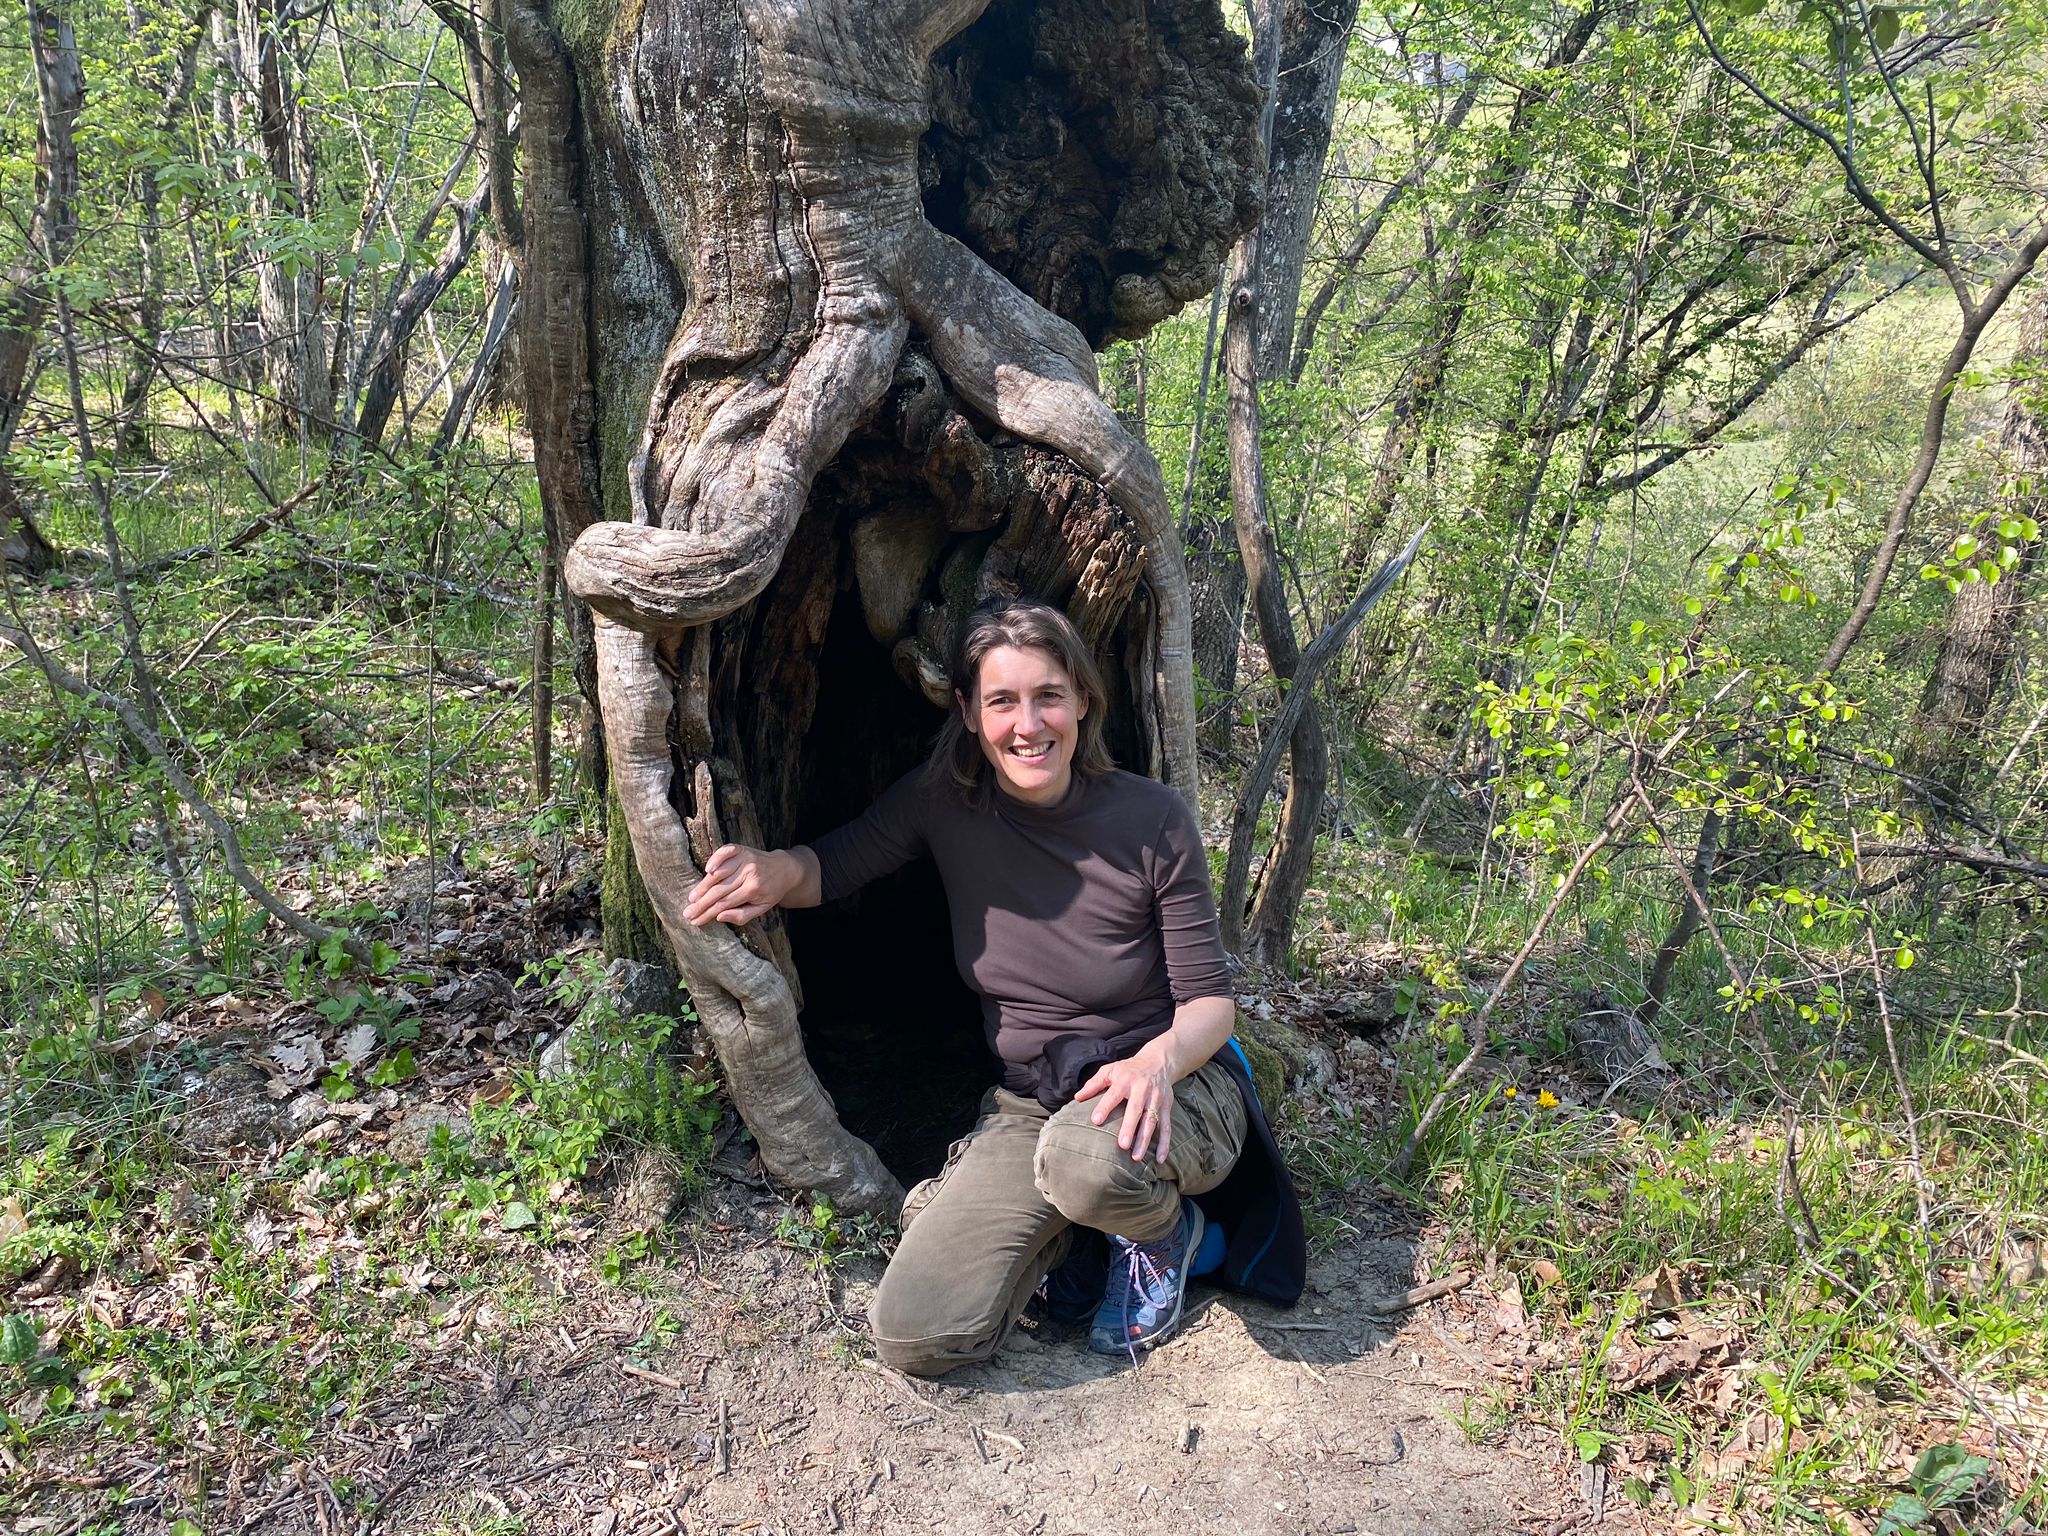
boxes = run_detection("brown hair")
[924,596,1115,798]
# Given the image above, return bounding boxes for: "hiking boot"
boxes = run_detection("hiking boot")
[1087,1202,1205,1359]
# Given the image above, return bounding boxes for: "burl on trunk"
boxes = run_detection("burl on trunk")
[511,0,1260,1211]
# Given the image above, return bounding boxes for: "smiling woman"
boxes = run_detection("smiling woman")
[682,595,1305,1373]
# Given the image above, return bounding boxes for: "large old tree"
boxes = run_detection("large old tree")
[506,0,1262,1212]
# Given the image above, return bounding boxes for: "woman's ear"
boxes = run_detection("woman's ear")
[955,689,977,735]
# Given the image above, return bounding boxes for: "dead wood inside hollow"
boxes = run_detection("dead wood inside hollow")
[525,0,1261,1211]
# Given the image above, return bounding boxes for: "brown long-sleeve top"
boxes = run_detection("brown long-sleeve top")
[809,768,1234,1093]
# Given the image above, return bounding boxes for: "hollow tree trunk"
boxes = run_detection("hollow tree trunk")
[512,0,1259,1212]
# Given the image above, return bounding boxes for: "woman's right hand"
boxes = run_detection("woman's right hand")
[684,844,815,926]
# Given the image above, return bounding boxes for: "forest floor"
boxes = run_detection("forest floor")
[7,846,1622,1536]
[12,836,2038,1536]
[342,1173,1580,1536]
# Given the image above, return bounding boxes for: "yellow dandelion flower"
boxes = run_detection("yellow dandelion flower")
[1537,1089,1560,1109]
[1503,1085,1518,1100]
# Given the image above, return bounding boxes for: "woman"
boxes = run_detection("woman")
[683,597,1302,1374]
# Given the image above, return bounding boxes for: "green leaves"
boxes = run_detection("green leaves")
[1875,1443,1990,1535]
[0,1313,40,1366]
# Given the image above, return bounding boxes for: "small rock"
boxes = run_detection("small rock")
[607,957,686,1021]
[605,1145,692,1233]
[592,1512,618,1536]
[540,958,684,1079]
[387,1104,475,1163]
[177,1062,290,1155]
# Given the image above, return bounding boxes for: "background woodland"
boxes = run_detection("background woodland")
[2,0,2047,1529]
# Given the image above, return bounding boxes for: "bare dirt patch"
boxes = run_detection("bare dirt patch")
[335,1182,1582,1536]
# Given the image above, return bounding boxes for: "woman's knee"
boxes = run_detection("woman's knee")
[869,1260,978,1377]
[1033,1111,1154,1229]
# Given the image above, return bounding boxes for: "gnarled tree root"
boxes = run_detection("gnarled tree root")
[595,617,902,1211]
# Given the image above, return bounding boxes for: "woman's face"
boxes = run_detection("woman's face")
[960,644,1087,806]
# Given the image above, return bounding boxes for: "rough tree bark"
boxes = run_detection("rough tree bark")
[0,0,82,576]
[510,0,1259,1211]
[1903,287,2046,816]
[235,0,334,439]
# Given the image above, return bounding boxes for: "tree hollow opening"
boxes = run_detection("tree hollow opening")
[787,585,988,1183]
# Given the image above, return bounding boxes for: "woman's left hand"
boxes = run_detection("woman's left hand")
[1075,1051,1176,1165]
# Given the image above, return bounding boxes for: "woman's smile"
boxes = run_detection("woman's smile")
[963,644,1086,805]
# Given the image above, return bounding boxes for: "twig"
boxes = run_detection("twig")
[1395,789,1643,1178]
[1852,831,1937,1265]
[1777,1109,1825,1259]
[1366,1268,1474,1315]
[619,1362,685,1391]
[288,548,527,608]
[714,1397,730,1476]
[128,475,330,577]
[0,611,361,962]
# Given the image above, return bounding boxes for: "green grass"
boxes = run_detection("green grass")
[0,953,717,1516]
[1287,919,2048,1528]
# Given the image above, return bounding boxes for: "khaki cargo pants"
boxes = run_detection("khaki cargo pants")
[868,1057,1247,1377]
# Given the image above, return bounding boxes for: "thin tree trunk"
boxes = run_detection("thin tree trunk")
[239,0,333,440]
[1252,0,1361,380]
[429,263,519,460]
[1289,73,1478,383]
[1179,274,1242,755]
[1329,4,1606,602]
[0,473,58,575]
[534,540,556,802]
[0,0,82,578]
[0,0,83,453]
[113,5,207,462]
[354,183,493,451]
[1218,6,1326,971]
